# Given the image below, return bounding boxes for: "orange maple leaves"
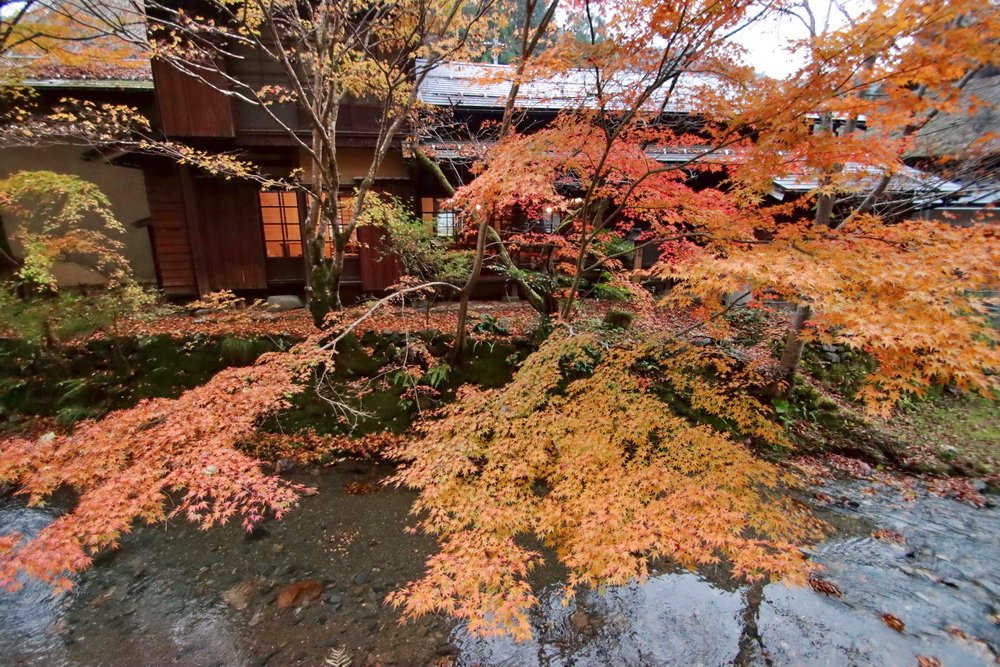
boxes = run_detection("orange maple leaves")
[390,330,825,639]
[0,341,324,591]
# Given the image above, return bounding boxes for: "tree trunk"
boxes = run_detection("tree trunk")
[772,304,811,396]
[451,214,490,363]
[307,253,333,327]
[0,214,21,279]
[304,197,334,327]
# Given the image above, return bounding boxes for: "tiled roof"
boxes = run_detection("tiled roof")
[911,75,1000,158]
[22,76,153,89]
[417,59,709,112]
[420,138,997,205]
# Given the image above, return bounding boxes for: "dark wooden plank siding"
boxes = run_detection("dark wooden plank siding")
[152,59,235,138]
[357,225,401,292]
[143,166,197,296]
[194,179,268,291]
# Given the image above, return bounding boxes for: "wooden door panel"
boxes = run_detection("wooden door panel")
[195,180,268,291]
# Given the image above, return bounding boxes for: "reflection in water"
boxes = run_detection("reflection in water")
[734,581,768,666]
[0,501,73,661]
[454,573,747,665]
[2,470,998,666]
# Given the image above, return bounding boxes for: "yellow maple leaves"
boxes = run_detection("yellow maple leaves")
[391,330,825,640]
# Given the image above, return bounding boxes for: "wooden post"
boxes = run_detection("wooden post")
[178,165,212,296]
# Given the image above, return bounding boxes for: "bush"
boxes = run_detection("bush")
[603,309,635,329]
[360,193,471,286]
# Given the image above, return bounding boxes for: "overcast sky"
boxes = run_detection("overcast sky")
[732,13,810,78]
[731,0,870,78]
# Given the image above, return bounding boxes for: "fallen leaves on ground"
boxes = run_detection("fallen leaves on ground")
[872,528,905,544]
[808,576,843,597]
[240,430,406,464]
[926,477,987,507]
[881,612,905,633]
[344,481,379,495]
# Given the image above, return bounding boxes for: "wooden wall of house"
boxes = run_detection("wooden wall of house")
[152,59,235,138]
[357,225,401,292]
[355,180,409,291]
[193,178,268,291]
[143,164,197,296]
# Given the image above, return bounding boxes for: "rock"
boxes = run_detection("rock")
[276,458,296,473]
[690,335,714,346]
[266,295,305,311]
[222,579,260,610]
[248,610,265,627]
[276,580,325,609]
[824,352,841,364]
[324,592,344,611]
[245,526,271,541]
[570,610,592,632]
[352,569,371,586]
[90,588,115,608]
[254,562,272,577]
[821,344,839,353]
[970,479,987,492]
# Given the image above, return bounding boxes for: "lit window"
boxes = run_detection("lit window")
[421,197,459,237]
[261,189,363,259]
[259,190,303,258]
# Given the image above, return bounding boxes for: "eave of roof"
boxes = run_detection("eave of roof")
[24,78,153,90]
[418,139,999,205]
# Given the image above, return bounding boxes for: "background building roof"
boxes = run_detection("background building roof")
[416,59,709,113]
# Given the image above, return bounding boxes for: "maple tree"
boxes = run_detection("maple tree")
[389,328,825,638]
[0,282,449,590]
[0,0,148,83]
[0,343,314,590]
[0,0,997,648]
[434,0,998,400]
[0,170,162,348]
[0,170,131,291]
[659,0,1000,402]
[386,0,998,638]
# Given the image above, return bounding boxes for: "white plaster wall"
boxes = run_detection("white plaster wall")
[0,146,155,285]
[296,147,409,183]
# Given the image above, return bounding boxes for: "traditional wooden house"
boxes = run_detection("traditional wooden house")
[5,17,995,300]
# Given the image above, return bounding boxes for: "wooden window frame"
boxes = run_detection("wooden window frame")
[259,189,304,259]
[421,197,460,238]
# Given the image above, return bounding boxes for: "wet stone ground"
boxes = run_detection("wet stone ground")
[2,462,998,666]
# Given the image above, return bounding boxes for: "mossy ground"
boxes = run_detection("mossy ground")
[886,392,999,477]
[787,343,998,479]
[2,302,995,482]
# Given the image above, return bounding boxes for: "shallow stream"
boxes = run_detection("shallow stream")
[2,462,997,666]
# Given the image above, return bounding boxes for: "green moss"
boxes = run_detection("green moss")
[220,335,275,366]
[891,392,999,476]
[603,309,635,330]
[0,334,289,430]
[800,344,878,400]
